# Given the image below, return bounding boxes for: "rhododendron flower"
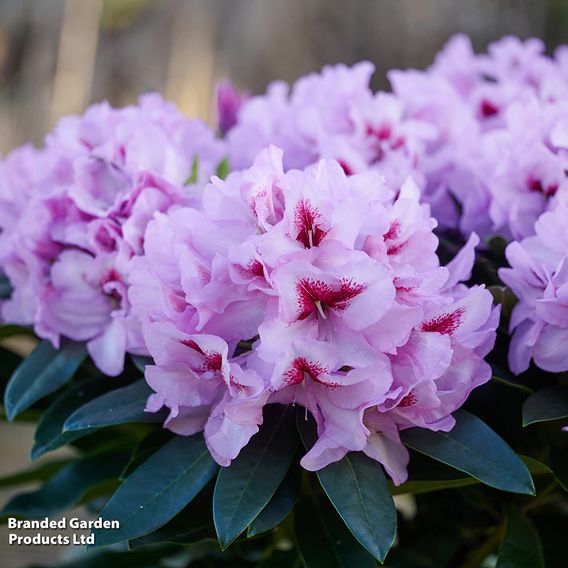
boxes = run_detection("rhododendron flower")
[216,80,249,136]
[500,202,568,373]
[134,146,498,484]
[0,94,226,375]
[224,36,568,240]
[390,35,568,239]
[225,62,434,189]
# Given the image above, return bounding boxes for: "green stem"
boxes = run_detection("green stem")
[490,375,533,395]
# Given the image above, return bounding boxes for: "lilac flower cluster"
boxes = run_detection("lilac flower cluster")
[130,147,498,483]
[226,35,568,240]
[225,61,435,195]
[500,201,568,374]
[0,94,225,375]
[14,35,568,483]
[392,35,568,240]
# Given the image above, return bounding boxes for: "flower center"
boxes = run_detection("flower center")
[293,199,328,248]
[295,277,367,321]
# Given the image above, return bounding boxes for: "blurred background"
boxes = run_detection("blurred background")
[1,1,568,566]
[1,0,568,154]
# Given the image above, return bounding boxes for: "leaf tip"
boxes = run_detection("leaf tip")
[214,528,236,552]
[30,445,43,461]
[4,400,17,422]
[521,416,531,427]
[511,476,536,497]
[218,539,231,551]
[61,418,79,432]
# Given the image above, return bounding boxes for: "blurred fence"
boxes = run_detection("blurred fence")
[1,0,567,154]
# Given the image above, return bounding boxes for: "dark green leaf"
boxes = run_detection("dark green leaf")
[392,476,478,495]
[0,273,11,299]
[0,325,35,339]
[487,285,517,317]
[400,409,535,495]
[258,549,301,568]
[4,339,86,420]
[130,354,152,374]
[247,459,302,536]
[487,235,508,259]
[297,412,395,562]
[120,429,173,480]
[0,346,22,383]
[0,459,70,488]
[520,455,553,476]
[549,444,568,491]
[93,433,218,546]
[294,492,376,568]
[318,454,395,562]
[522,386,568,426]
[32,378,114,460]
[64,379,167,431]
[391,454,550,496]
[213,404,298,549]
[129,487,216,548]
[490,374,533,395]
[27,545,182,568]
[1,452,128,518]
[497,510,545,568]
[216,157,230,180]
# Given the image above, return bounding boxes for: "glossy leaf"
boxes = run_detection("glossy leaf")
[0,346,22,384]
[130,355,153,374]
[0,325,35,339]
[490,374,533,396]
[319,454,395,562]
[247,459,302,536]
[32,378,114,460]
[0,273,11,299]
[294,493,376,568]
[520,455,553,476]
[392,476,478,495]
[496,510,545,568]
[4,339,86,421]
[401,409,535,495]
[93,434,218,547]
[120,429,173,480]
[391,454,550,496]
[549,444,568,491]
[64,379,167,431]
[258,550,301,568]
[522,386,568,426]
[297,412,396,562]
[129,488,216,548]
[1,452,128,518]
[0,459,70,488]
[213,404,298,549]
[27,545,183,568]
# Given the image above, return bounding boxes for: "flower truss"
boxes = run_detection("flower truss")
[0,35,566,568]
[226,35,568,241]
[132,146,498,485]
[0,94,225,375]
[500,201,568,374]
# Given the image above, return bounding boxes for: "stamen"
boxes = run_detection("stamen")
[302,376,308,420]
[308,229,314,248]
[315,300,327,319]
